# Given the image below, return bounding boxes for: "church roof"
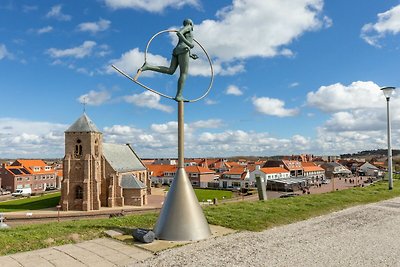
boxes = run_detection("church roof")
[103,143,146,172]
[65,113,101,133]
[121,173,146,189]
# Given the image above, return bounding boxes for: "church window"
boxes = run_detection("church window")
[75,186,83,199]
[95,139,99,157]
[74,139,82,158]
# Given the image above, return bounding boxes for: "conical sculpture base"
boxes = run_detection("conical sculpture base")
[154,168,211,241]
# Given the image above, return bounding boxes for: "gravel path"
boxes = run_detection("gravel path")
[130,197,400,267]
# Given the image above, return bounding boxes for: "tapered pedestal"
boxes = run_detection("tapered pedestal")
[154,168,211,241]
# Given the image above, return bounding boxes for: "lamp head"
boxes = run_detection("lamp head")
[381,86,396,99]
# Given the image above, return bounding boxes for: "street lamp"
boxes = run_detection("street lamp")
[381,86,396,190]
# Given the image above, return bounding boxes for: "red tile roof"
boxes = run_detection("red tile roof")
[260,167,289,174]
[223,167,246,175]
[10,159,55,175]
[147,165,176,177]
[301,162,324,172]
[185,166,215,174]
[148,165,215,176]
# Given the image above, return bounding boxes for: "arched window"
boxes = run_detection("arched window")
[75,186,83,199]
[94,139,99,157]
[74,139,82,158]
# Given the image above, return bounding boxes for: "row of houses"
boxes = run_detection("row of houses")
[145,157,385,191]
[0,156,385,195]
[0,159,62,193]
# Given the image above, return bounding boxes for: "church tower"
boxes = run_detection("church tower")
[61,113,103,211]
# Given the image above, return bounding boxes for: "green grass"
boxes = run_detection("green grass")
[0,192,61,212]
[164,187,233,201]
[1,180,400,256]
[204,180,400,231]
[0,189,232,213]
[0,212,158,255]
[194,189,233,201]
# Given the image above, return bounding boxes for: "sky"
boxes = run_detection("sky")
[1,0,400,159]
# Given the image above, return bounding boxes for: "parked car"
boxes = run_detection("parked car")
[45,186,57,191]
[279,193,299,198]
[11,188,32,197]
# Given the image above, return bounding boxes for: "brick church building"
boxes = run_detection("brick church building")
[61,113,150,211]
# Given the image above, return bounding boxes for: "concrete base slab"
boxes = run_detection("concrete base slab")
[128,225,237,253]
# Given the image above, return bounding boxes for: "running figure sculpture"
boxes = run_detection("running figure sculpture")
[134,19,198,102]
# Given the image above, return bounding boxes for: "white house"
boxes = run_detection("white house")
[249,166,290,185]
[219,167,250,188]
[359,162,381,177]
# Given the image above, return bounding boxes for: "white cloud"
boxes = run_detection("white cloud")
[108,0,328,77]
[0,118,66,158]
[101,120,316,157]
[104,0,200,13]
[46,5,71,21]
[104,125,142,135]
[361,5,400,47]
[306,81,383,112]
[305,80,400,154]
[225,85,243,96]
[195,0,329,62]
[124,91,173,113]
[150,121,178,134]
[289,82,300,88]
[77,19,111,34]
[205,99,218,105]
[47,41,97,58]
[37,26,53,34]
[77,90,111,106]
[190,119,223,129]
[252,97,299,117]
[108,48,169,76]
[314,127,391,155]
[0,44,12,60]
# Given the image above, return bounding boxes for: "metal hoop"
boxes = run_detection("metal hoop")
[125,29,214,103]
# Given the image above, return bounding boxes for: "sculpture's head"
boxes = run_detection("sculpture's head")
[183,18,194,30]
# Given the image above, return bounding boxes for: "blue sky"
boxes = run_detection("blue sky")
[1,0,400,158]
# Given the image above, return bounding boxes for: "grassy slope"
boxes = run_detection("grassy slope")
[0,192,61,212]
[0,212,158,255]
[0,190,232,213]
[204,180,400,231]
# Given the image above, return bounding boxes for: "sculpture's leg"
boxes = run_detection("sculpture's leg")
[135,57,178,81]
[175,53,189,101]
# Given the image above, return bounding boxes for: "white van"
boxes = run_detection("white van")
[11,188,32,197]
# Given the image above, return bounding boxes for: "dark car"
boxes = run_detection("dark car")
[279,193,299,198]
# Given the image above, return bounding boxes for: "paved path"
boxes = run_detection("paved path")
[0,238,153,267]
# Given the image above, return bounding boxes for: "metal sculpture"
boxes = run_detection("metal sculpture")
[112,19,213,241]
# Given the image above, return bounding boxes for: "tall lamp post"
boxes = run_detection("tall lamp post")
[381,86,396,190]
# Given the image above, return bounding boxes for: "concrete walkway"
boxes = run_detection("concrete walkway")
[0,238,153,267]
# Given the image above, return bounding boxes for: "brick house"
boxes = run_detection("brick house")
[0,159,57,193]
[147,164,215,188]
